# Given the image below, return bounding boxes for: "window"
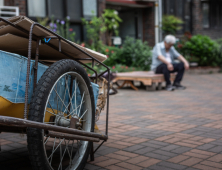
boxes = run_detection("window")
[202,2,209,28]
[47,0,64,19]
[27,0,98,42]
[27,0,46,17]
[83,0,97,20]
[67,0,82,21]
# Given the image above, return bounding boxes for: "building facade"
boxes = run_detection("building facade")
[3,0,157,46]
[163,0,222,40]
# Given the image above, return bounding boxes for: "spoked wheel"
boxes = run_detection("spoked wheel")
[27,59,95,170]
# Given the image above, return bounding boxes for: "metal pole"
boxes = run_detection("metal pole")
[159,0,163,42]
[34,39,40,89]
[155,0,159,44]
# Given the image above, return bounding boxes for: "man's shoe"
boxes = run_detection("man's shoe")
[165,84,175,91]
[173,83,186,90]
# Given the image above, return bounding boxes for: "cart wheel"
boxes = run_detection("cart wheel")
[27,59,95,170]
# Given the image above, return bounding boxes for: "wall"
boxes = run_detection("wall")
[143,6,155,47]
[192,0,222,40]
[4,0,26,16]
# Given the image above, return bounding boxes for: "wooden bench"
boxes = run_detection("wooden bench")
[112,71,176,91]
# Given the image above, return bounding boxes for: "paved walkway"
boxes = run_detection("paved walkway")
[1,74,222,170]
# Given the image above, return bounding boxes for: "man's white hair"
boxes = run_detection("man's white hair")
[164,35,176,44]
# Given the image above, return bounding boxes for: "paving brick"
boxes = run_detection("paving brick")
[134,147,156,155]
[126,156,150,164]
[208,146,222,153]
[145,152,171,161]
[149,140,169,146]
[207,154,222,162]
[180,158,202,166]
[161,144,181,151]
[152,150,177,157]
[158,161,187,169]
[200,160,222,169]
[183,152,212,159]
[116,162,142,170]
[85,164,104,170]
[106,165,127,170]
[123,145,145,152]
[167,155,190,164]
[193,164,221,170]
[114,151,139,158]
[94,159,121,167]
[149,164,175,170]
[197,144,216,151]
[137,158,161,168]
[105,153,130,161]
[171,146,192,154]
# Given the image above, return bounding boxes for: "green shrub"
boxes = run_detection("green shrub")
[162,15,183,35]
[101,46,121,66]
[102,9,122,46]
[182,35,219,66]
[82,12,106,51]
[117,37,152,70]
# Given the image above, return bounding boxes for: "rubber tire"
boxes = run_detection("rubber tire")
[27,59,95,170]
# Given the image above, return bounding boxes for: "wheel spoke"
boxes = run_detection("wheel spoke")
[49,137,57,164]
[77,91,85,117]
[48,138,64,160]
[48,101,57,115]
[61,76,68,114]
[79,109,88,121]
[65,76,75,115]
[64,101,85,118]
[44,136,50,145]
[53,88,71,115]
[69,140,75,168]
[75,78,77,116]
[46,109,57,116]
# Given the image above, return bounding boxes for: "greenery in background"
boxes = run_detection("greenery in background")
[49,16,76,42]
[85,37,152,74]
[86,64,141,76]
[162,15,183,35]
[37,17,49,28]
[102,9,122,46]
[117,37,152,70]
[176,34,222,67]
[82,12,107,51]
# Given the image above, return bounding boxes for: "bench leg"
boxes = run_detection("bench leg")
[117,80,127,89]
[117,80,138,91]
[146,82,156,91]
[127,81,138,91]
[157,82,162,90]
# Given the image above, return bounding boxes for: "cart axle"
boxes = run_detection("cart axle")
[0,116,107,141]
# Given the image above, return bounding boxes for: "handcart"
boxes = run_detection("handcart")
[0,16,110,170]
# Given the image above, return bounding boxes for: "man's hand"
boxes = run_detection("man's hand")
[184,62,189,70]
[167,63,174,71]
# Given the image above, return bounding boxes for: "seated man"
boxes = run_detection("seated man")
[151,35,189,91]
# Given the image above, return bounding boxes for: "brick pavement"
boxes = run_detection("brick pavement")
[1,74,222,170]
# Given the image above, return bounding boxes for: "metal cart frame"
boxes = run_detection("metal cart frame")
[0,17,110,161]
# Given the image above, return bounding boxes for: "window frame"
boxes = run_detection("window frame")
[202,1,210,29]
